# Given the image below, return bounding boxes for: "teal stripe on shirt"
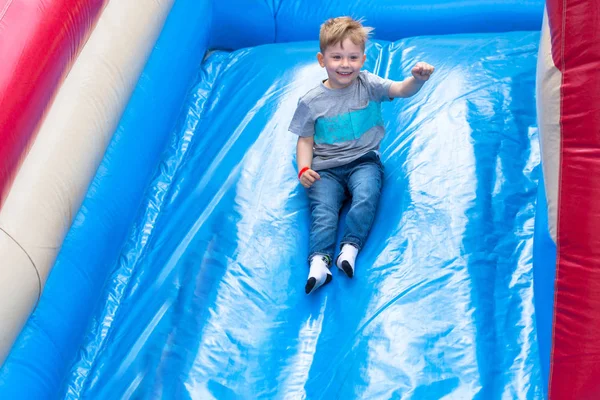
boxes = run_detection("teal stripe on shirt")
[314,101,384,145]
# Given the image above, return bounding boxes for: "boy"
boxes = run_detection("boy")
[289,16,434,294]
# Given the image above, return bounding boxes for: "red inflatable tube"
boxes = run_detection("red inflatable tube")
[0,0,107,208]
[547,0,600,398]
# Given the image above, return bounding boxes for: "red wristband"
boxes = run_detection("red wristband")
[298,167,310,179]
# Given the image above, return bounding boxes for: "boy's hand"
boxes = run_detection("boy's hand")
[412,62,435,82]
[299,168,320,188]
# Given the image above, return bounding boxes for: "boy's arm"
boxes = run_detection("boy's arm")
[388,61,435,98]
[297,136,320,188]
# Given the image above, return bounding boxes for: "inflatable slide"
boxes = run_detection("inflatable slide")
[0,0,598,398]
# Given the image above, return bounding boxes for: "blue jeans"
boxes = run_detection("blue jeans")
[306,151,384,264]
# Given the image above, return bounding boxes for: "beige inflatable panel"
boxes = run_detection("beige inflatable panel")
[0,231,40,362]
[536,8,561,243]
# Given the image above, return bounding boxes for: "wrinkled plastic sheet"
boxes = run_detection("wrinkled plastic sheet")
[57,32,543,399]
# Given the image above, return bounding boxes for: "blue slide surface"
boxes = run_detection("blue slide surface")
[0,1,547,399]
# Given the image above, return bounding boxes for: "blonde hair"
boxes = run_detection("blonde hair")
[319,16,373,54]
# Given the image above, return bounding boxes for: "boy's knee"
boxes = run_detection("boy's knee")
[311,201,340,219]
[354,180,382,201]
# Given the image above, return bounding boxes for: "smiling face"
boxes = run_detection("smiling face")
[317,38,367,89]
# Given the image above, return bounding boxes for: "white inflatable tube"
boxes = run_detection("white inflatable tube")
[0,0,175,363]
[536,8,561,242]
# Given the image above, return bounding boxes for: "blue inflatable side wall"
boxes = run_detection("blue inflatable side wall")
[0,0,211,398]
[210,0,544,50]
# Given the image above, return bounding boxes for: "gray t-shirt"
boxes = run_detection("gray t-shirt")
[289,70,394,171]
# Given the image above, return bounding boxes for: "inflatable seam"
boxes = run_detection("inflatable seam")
[0,227,41,305]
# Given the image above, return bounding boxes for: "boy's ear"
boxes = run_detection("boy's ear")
[317,52,325,67]
[362,54,366,63]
